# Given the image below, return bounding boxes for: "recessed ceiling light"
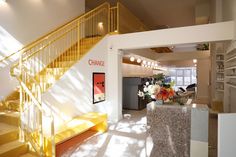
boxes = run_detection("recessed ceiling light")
[142,60,147,65]
[137,58,141,63]
[98,22,103,27]
[148,62,151,65]
[130,56,135,62]
[193,59,197,63]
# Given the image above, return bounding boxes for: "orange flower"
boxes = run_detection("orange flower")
[155,87,175,101]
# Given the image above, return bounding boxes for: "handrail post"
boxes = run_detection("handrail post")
[108,4,110,33]
[51,117,55,157]
[19,51,25,142]
[77,22,81,59]
[117,2,120,33]
[37,85,44,157]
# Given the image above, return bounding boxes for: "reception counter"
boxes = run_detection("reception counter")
[147,102,209,157]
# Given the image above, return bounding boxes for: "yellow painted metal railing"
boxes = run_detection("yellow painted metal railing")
[10,3,110,156]
[115,2,148,34]
[109,6,118,33]
[6,2,147,156]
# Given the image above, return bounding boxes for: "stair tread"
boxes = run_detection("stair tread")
[0,122,18,135]
[0,111,19,118]
[0,140,25,154]
[20,153,38,157]
[5,99,19,103]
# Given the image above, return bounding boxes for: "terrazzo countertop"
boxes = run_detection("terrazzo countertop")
[147,102,192,157]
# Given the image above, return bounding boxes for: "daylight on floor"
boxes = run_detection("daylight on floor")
[0,0,236,157]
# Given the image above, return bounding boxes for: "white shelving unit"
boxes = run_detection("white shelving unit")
[215,52,224,92]
[224,40,236,113]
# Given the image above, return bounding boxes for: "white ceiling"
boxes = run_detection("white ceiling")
[86,0,209,29]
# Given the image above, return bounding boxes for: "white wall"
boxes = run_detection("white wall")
[0,0,85,45]
[196,58,211,103]
[42,37,109,132]
[122,63,153,77]
[109,21,234,50]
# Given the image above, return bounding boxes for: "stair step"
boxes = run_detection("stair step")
[0,141,28,157]
[80,36,102,43]
[20,153,39,157]
[58,55,79,61]
[0,102,6,111]
[4,100,20,112]
[5,91,20,100]
[0,122,18,145]
[49,61,75,68]
[42,68,68,75]
[0,111,19,126]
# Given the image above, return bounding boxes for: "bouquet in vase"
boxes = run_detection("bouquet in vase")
[138,74,175,103]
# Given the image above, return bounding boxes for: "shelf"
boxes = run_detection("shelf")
[216,89,224,92]
[216,60,224,62]
[216,72,224,74]
[226,76,236,79]
[226,41,236,54]
[226,82,236,88]
[225,55,236,62]
[225,66,236,70]
[209,108,219,114]
[216,80,224,83]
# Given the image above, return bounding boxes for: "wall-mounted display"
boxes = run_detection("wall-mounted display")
[93,72,105,104]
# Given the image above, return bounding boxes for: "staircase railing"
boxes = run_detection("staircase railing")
[10,2,110,156]
[110,6,118,33]
[110,2,148,34]
[7,1,148,155]
[11,64,55,156]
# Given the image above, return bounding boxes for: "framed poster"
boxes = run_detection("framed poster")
[93,72,105,104]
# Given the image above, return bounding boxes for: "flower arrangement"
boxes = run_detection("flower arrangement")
[138,73,175,103]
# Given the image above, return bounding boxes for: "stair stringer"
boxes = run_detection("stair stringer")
[41,36,110,134]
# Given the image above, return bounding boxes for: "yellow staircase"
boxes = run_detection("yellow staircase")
[1,3,110,157]
[1,36,102,111]
[0,36,102,157]
[0,111,32,157]
[0,1,149,156]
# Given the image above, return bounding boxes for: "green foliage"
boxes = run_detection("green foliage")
[153,73,164,82]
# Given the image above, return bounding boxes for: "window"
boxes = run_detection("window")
[168,67,197,89]
[177,77,183,86]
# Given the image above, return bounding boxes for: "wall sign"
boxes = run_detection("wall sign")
[93,72,105,104]
[88,59,104,66]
